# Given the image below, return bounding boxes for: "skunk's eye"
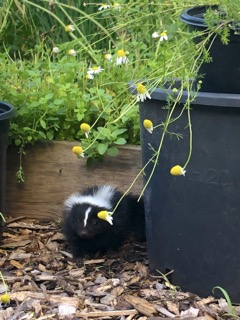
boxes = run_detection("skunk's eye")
[92,220,98,225]
[76,219,80,223]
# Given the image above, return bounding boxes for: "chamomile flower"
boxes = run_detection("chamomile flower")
[65,24,75,32]
[136,83,151,102]
[160,31,168,41]
[80,123,91,138]
[72,146,84,158]
[52,47,60,54]
[104,53,112,61]
[112,2,121,9]
[152,31,168,41]
[86,73,94,79]
[170,165,186,176]
[98,3,110,10]
[87,66,104,74]
[97,210,113,225]
[67,49,76,56]
[116,50,129,65]
[0,293,10,304]
[143,119,153,134]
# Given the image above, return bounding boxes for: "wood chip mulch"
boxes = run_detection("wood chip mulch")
[0,217,239,320]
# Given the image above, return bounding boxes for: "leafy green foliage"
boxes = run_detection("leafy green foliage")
[0,0,234,166]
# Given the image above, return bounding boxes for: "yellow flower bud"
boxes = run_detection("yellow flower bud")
[67,49,76,56]
[72,146,84,158]
[97,210,113,225]
[143,119,153,134]
[1,293,10,304]
[170,165,186,176]
[65,24,75,32]
[80,123,91,138]
[104,53,112,60]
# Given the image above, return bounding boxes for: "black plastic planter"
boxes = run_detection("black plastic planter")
[138,86,240,301]
[180,5,240,94]
[0,101,15,236]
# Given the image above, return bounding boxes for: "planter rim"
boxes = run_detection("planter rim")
[180,5,220,28]
[129,84,240,108]
[0,101,15,121]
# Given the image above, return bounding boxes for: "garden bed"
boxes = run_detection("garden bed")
[5,142,142,220]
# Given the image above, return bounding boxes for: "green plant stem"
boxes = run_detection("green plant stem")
[21,0,99,63]
[0,271,8,293]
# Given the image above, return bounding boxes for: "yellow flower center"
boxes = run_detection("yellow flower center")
[72,146,83,155]
[117,50,126,57]
[92,66,99,71]
[160,31,167,37]
[1,293,10,304]
[170,165,186,176]
[80,123,90,132]
[136,83,147,94]
[97,210,108,220]
[143,119,153,129]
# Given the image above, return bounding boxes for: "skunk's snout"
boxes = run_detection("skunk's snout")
[79,229,90,238]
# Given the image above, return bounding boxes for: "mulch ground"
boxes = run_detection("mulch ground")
[0,217,239,320]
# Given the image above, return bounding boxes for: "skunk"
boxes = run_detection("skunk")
[62,185,145,257]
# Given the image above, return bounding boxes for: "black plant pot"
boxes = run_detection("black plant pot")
[0,101,15,236]
[137,85,240,301]
[180,5,240,94]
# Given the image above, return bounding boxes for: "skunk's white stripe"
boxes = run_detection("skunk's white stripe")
[64,185,116,212]
[84,207,92,227]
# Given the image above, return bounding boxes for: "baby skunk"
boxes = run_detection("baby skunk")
[62,185,145,257]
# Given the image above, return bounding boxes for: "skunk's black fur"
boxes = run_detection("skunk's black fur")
[62,185,145,257]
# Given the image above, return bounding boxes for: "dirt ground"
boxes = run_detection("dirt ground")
[0,217,239,320]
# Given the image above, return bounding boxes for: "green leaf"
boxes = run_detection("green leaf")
[54,99,64,105]
[115,138,127,145]
[107,147,119,157]
[15,139,22,146]
[46,130,54,140]
[97,143,108,155]
[40,119,46,129]
[38,131,47,139]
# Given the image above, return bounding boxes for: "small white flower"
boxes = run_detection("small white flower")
[170,165,186,176]
[160,31,168,41]
[143,119,154,134]
[152,31,168,41]
[136,83,151,102]
[97,211,113,225]
[86,73,94,79]
[67,49,76,56]
[52,47,60,54]
[116,49,129,65]
[65,24,75,32]
[87,66,104,74]
[104,53,112,61]
[98,4,110,10]
[80,123,91,138]
[112,2,121,10]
